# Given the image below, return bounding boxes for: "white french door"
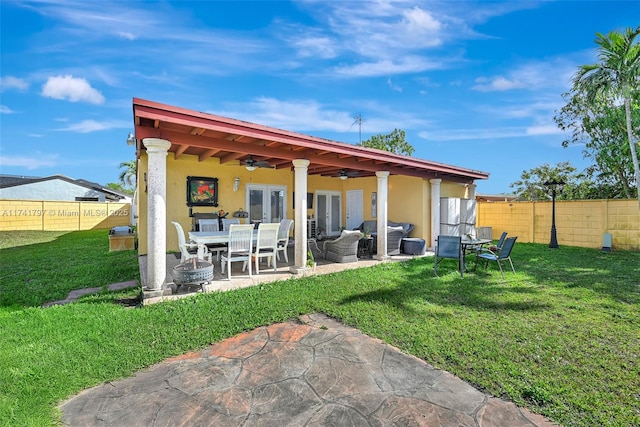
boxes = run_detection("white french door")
[246,185,286,225]
[346,190,363,230]
[316,190,342,237]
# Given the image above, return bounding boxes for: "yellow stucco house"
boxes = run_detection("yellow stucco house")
[132,98,489,291]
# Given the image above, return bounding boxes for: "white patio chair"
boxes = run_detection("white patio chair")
[172,221,211,263]
[252,222,280,275]
[220,224,254,280]
[221,218,240,231]
[198,219,225,260]
[275,218,294,263]
[198,218,219,232]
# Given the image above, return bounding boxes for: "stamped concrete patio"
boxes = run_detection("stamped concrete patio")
[60,313,559,427]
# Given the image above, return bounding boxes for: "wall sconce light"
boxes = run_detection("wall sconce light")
[126,132,135,146]
[233,176,240,192]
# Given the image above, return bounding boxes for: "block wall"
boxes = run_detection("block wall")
[477,199,639,251]
[0,200,131,231]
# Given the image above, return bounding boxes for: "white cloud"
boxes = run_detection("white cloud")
[117,31,136,41]
[213,97,431,136]
[526,124,563,136]
[0,105,14,114]
[418,126,534,141]
[473,76,525,92]
[472,59,577,92]
[0,76,29,91]
[387,78,402,92]
[41,75,105,104]
[335,56,443,77]
[293,36,337,59]
[213,98,354,132]
[56,119,130,133]
[0,154,59,169]
[402,7,442,35]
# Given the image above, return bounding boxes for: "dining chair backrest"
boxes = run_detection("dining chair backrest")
[256,223,280,251]
[199,219,219,232]
[436,235,462,259]
[172,221,194,262]
[227,224,254,254]
[497,236,517,259]
[277,219,294,244]
[222,218,240,231]
[434,235,463,277]
[494,231,508,251]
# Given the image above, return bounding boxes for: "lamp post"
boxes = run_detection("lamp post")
[543,179,565,248]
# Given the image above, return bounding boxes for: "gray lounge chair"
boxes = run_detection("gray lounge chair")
[322,230,363,263]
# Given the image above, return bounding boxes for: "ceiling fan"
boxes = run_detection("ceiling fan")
[338,169,360,180]
[242,156,274,171]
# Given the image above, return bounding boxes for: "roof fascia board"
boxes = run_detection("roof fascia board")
[133,98,489,180]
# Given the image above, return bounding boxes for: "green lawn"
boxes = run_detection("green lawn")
[0,230,638,426]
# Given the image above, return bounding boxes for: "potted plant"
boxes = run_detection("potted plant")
[306,249,316,271]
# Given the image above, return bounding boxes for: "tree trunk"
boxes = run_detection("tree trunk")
[624,98,640,207]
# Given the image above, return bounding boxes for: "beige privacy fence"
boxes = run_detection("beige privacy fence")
[477,199,639,251]
[0,200,131,231]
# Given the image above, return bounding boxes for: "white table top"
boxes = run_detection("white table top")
[189,230,258,245]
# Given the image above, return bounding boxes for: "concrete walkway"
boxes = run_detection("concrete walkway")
[60,313,559,427]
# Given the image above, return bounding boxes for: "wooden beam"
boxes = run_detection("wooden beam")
[174,144,189,159]
[198,149,220,162]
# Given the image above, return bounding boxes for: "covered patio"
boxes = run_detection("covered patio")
[131,98,488,298]
[139,244,434,304]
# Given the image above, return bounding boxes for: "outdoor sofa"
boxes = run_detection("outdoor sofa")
[357,220,414,256]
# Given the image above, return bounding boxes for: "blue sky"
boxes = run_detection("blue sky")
[1,1,637,194]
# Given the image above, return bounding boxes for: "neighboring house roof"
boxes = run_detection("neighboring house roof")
[133,98,490,184]
[476,193,518,202]
[0,174,129,201]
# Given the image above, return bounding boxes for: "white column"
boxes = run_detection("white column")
[375,171,390,261]
[143,138,171,291]
[430,179,442,249]
[290,159,310,274]
[466,183,477,200]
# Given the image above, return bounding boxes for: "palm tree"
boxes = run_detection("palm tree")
[572,26,640,206]
[118,160,137,191]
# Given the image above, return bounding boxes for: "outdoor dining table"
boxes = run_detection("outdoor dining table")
[188,230,258,260]
[460,237,492,271]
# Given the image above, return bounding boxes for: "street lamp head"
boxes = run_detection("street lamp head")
[543,179,566,194]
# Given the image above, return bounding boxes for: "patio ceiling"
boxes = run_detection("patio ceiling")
[133,98,489,184]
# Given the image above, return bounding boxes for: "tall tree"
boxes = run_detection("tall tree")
[571,27,640,206]
[554,90,639,198]
[510,162,581,201]
[357,128,415,156]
